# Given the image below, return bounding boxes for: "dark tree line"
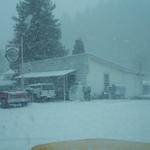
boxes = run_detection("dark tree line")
[72,39,85,55]
[8,0,67,70]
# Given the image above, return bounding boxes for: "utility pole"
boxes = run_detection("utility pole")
[20,14,33,90]
[20,35,24,90]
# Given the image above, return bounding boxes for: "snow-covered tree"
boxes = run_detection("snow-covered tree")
[72,39,85,55]
[9,0,67,69]
[0,49,8,74]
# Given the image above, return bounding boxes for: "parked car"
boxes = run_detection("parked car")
[26,83,56,102]
[0,90,29,108]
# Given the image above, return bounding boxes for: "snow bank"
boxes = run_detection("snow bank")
[0,100,150,150]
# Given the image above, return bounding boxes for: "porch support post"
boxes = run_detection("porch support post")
[63,75,66,101]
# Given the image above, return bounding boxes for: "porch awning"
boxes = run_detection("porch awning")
[16,69,75,79]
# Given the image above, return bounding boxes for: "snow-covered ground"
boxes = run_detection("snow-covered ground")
[0,100,150,150]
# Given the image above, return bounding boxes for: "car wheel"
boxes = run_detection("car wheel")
[1,98,8,108]
[42,97,46,102]
[21,102,27,107]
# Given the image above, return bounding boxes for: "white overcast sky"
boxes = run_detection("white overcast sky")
[0,0,99,47]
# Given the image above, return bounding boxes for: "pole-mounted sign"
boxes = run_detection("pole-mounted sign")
[5,47,19,63]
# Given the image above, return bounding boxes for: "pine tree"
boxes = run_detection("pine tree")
[72,39,85,55]
[9,0,67,68]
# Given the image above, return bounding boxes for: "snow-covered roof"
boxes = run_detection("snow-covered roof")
[6,90,27,95]
[0,75,4,80]
[0,80,14,86]
[113,83,126,87]
[23,53,139,75]
[4,69,15,75]
[16,69,75,79]
[143,81,150,86]
[27,83,54,87]
[88,54,139,75]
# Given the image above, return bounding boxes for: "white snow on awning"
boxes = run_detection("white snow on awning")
[16,69,75,79]
[4,69,15,75]
[0,80,14,86]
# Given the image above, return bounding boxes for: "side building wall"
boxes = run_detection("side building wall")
[87,59,142,98]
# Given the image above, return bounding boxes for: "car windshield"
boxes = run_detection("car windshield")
[42,85,54,90]
[30,85,41,89]
[0,0,150,150]
[10,93,25,99]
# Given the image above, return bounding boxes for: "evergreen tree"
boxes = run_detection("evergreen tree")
[0,49,9,73]
[72,39,85,55]
[9,0,67,69]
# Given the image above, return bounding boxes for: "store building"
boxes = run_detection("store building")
[17,53,143,100]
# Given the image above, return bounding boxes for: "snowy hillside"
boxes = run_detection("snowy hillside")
[0,100,150,150]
